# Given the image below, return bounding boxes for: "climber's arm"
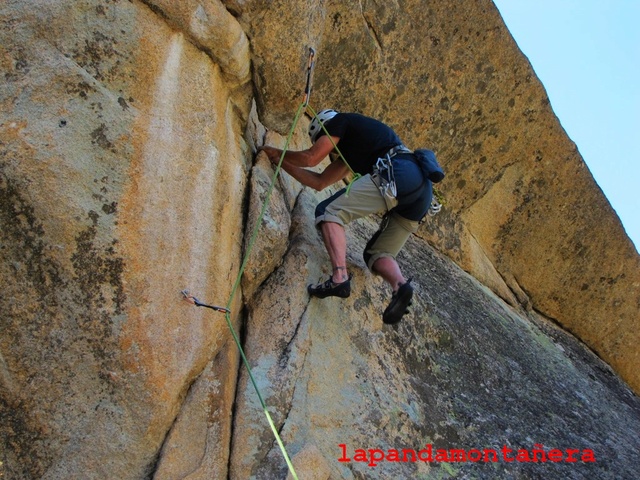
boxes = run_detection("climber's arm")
[261,134,338,168]
[260,135,350,191]
[277,158,349,191]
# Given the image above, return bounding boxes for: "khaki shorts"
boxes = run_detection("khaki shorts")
[314,174,420,271]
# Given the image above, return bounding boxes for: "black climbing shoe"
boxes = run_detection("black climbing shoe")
[308,275,352,299]
[383,279,414,324]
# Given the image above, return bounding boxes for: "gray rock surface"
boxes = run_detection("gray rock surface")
[230,187,640,479]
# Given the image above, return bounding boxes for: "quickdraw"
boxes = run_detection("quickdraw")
[181,290,230,313]
[178,47,321,480]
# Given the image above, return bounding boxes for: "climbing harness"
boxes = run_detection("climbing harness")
[373,154,399,209]
[371,155,397,211]
[371,144,413,211]
[378,145,446,218]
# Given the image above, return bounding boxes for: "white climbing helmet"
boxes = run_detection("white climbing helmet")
[308,109,338,142]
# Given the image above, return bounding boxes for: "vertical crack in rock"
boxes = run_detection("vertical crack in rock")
[362,12,383,52]
[150,370,204,478]
[263,302,313,479]
[278,301,309,370]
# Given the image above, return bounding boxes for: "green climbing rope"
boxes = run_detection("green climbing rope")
[306,104,362,195]
[221,101,356,478]
[222,102,306,480]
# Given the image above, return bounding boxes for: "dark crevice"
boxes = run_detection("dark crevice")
[146,363,212,479]
[278,298,310,370]
[226,303,250,480]
[362,11,382,52]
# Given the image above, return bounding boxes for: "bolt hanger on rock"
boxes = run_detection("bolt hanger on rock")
[302,46,316,108]
[181,289,230,314]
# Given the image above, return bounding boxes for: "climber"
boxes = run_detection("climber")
[260,109,441,324]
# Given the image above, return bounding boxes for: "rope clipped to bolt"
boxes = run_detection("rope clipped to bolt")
[180,47,328,480]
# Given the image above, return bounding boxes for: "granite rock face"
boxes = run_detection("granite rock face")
[230,0,640,395]
[231,186,640,479]
[1,0,251,478]
[1,1,638,479]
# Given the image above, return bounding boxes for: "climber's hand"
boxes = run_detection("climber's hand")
[259,146,282,165]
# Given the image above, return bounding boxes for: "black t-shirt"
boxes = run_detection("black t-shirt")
[320,113,404,175]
